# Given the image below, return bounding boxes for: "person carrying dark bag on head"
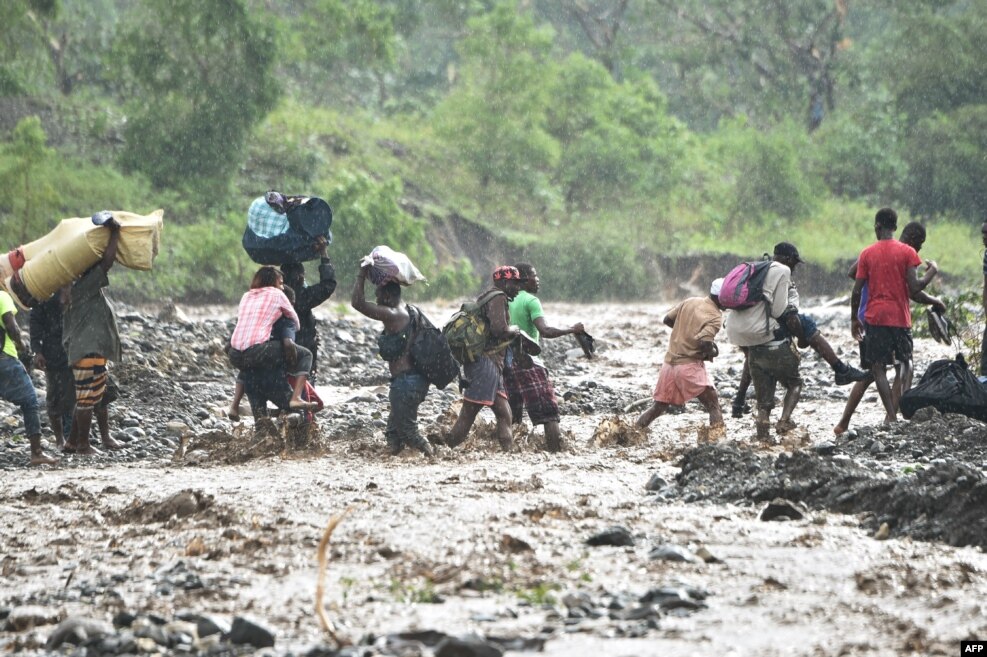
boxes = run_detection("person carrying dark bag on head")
[351,265,434,457]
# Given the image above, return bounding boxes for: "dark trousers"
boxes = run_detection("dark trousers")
[386,371,430,454]
[230,341,312,377]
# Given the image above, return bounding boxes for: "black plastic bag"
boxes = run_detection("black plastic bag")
[900,356,987,422]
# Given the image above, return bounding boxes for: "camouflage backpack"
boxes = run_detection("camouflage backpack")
[441,289,507,364]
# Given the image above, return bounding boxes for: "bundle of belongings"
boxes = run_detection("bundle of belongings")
[1,210,164,309]
[360,245,427,286]
[242,191,333,265]
[900,354,987,423]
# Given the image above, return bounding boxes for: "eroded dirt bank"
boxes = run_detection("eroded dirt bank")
[1,301,985,657]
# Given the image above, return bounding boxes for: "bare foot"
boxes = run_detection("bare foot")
[55,435,65,450]
[100,436,124,450]
[775,419,798,434]
[833,424,848,436]
[62,442,78,454]
[227,405,241,422]
[30,452,59,466]
[75,444,103,456]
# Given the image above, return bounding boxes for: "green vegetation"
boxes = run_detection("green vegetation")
[515,581,560,606]
[0,0,984,302]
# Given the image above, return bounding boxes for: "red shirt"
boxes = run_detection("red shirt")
[230,287,300,350]
[856,239,921,328]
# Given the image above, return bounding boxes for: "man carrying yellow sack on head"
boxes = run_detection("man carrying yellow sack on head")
[61,214,126,456]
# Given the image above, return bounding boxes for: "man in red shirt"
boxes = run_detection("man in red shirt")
[850,208,924,425]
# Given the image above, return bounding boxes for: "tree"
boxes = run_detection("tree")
[877,4,987,123]
[901,105,987,220]
[270,0,399,107]
[546,54,686,210]
[558,0,631,76]
[433,1,557,190]
[634,0,851,131]
[0,117,60,244]
[115,0,278,191]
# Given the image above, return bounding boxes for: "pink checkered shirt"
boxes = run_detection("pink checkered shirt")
[230,287,300,350]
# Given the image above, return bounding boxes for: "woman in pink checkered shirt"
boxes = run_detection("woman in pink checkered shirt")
[228,266,317,412]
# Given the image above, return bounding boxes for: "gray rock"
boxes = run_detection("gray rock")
[229,616,275,648]
[6,605,60,631]
[645,473,668,491]
[648,544,697,563]
[586,526,634,547]
[812,441,836,456]
[45,617,113,650]
[434,636,504,657]
[196,615,230,638]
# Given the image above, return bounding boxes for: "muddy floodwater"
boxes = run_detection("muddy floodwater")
[2,300,985,657]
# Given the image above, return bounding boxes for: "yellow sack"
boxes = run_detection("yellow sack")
[3,209,163,307]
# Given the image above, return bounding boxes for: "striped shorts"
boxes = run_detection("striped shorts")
[72,355,108,409]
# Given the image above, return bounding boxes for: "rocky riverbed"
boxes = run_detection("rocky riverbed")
[1,299,985,657]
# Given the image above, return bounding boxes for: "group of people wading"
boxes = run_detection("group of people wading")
[0,205,965,465]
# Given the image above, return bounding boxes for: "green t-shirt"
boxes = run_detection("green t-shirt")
[0,290,18,358]
[508,290,545,344]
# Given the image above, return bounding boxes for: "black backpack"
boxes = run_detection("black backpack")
[407,305,460,389]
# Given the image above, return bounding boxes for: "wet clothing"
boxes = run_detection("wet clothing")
[229,340,312,377]
[376,318,412,363]
[285,258,337,375]
[0,354,41,437]
[664,296,723,365]
[777,313,819,343]
[72,355,108,409]
[508,291,544,343]
[653,361,713,406]
[62,268,122,364]
[386,371,431,454]
[748,341,802,412]
[725,262,792,348]
[480,290,513,369]
[243,368,292,417]
[861,325,913,368]
[463,355,507,406]
[504,360,559,425]
[506,290,560,425]
[856,239,921,328]
[230,287,299,351]
[30,296,69,369]
[0,291,19,358]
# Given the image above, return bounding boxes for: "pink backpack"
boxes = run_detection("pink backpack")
[718,260,772,309]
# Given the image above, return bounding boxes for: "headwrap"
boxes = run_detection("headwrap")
[492,265,520,281]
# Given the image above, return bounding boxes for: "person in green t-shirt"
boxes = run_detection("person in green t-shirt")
[505,263,584,452]
[0,290,57,465]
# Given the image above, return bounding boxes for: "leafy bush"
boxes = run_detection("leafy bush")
[810,99,906,200]
[547,56,687,210]
[901,105,987,220]
[523,235,650,301]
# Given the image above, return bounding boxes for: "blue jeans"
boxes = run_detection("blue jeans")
[386,371,430,454]
[0,355,41,436]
